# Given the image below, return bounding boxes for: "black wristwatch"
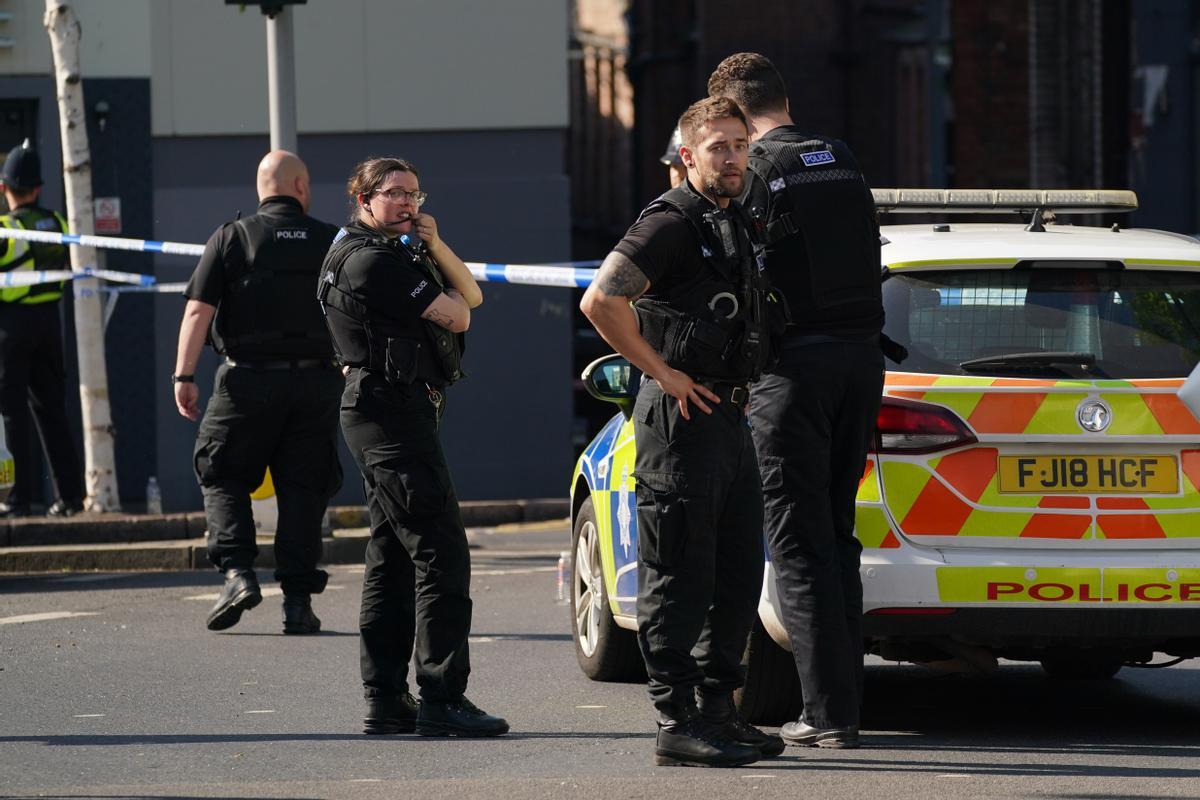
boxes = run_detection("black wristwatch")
[170,374,195,385]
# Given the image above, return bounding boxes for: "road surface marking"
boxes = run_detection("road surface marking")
[184,585,343,602]
[576,705,606,709]
[73,714,105,718]
[245,710,275,714]
[474,566,558,576]
[0,611,100,625]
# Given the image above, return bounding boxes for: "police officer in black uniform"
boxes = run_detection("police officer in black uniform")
[709,52,886,749]
[581,97,786,768]
[0,140,85,517]
[173,150,343,635]
[318,157,508,738]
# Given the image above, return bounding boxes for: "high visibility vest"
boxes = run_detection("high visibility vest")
[0,207,69,304]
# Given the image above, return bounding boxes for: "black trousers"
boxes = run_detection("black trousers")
[633,381,764,719]
[341,368,472,703]
[0,303,83,508]
[194,361,343,596]
[748,340,884,728]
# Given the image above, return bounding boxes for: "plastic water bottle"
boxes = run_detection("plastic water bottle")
[556,550,572,604]
[145,476,162,515]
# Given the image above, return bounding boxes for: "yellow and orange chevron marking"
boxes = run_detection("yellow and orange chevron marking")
[884,373,1200,436]
[852,373,1200,546]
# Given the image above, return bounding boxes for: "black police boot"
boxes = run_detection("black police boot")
[0,502,30,518]
[415,696,510,737]
[205,568,262,631]
[282,594,321,635]
[654,710,761,768]
[780,719,860,749]
[363,692,419,735]
[698,692,785,757]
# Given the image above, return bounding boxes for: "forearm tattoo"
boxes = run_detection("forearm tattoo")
[422,306,456,329]
[595,252,649,299]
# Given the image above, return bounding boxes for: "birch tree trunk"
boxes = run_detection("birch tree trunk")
[43,1,119,511]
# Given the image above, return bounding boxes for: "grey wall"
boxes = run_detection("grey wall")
[153,130,573,511]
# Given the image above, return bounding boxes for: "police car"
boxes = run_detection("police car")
[569,189,1200,723]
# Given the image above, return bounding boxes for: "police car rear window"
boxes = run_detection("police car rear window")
[881,268,1200,379]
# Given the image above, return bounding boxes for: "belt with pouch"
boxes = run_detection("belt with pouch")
[224,357,335,370]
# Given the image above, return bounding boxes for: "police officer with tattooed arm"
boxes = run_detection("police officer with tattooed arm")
[174,150,342,635]
[318,157,508,738]
[709,52,889,749]
[580,96,787,768]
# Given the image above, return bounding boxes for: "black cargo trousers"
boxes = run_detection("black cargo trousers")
[195,361,343,596]
[339,367,472,703]
[633,380,764,720]
[748,340,884,729]
[0,302,83,508]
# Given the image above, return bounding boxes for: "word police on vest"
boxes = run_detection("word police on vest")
[410,279,428,298]
[275,228,308,241]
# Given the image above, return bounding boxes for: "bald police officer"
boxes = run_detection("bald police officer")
[174,150,343,635]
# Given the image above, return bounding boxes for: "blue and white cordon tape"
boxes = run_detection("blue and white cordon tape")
[0,226,599,291]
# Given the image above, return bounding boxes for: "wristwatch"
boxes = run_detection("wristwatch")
[170,374,195,385]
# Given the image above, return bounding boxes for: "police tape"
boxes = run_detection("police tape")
[0,226,600,290]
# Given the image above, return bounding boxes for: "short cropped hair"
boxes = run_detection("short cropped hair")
[677,96,747,149]
[707,52,789,117]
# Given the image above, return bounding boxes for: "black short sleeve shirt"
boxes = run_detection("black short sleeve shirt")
[337,233,444,323]
[612,207,706,299]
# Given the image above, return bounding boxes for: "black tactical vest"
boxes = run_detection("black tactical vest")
[632,183,785,383]
[318,226,464,387]
[749,134,880,313]
[209,208,336,360]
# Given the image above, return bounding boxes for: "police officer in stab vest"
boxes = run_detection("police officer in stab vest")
[319,157,508,738]
[581,97,787,768]
[0,140,85,517]
[173,150,343,635]
[709,52,888,749]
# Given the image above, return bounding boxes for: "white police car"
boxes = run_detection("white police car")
[569,189,1200,723]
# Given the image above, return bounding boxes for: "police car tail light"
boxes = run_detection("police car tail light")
[874,396,977,455]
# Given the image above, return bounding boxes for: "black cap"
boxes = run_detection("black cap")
[659,127,683,167]
[0,139,42,190]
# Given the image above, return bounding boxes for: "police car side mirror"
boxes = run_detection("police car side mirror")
[582,353,640,420]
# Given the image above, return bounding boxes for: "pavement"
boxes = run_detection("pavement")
[0,498,569,574]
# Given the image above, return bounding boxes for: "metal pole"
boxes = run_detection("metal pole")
[265,7,297,152]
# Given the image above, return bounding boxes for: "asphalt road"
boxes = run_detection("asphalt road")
[2,522,1200,799]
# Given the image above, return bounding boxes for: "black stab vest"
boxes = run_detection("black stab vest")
[749,135,880,313]
[210,210,336,359]
[632,183,784,383]
[318,227,464,387]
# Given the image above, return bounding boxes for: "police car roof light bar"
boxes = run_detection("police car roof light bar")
[872,188,1138,215]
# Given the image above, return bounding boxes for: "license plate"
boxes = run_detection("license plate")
[997,455,1178,494]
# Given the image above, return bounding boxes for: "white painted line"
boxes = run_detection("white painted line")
[469,636,496,643]
[0,611,100,625]
[474,566,558,576]
[742,775,777,779]
[184,585,343,602]
[937,775,973,779]
[575,705,606,709]
[245,710,275,714]
[350,779,383,783]
[73,714,105,718]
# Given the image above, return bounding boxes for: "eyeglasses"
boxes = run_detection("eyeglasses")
[374,188,428,206]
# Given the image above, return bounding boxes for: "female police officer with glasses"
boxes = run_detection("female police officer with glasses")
[319,157,508,737]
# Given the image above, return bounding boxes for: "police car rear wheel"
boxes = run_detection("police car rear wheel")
[570,496,644,682]
[1039,651,1124,680]
[735,617,803,725]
